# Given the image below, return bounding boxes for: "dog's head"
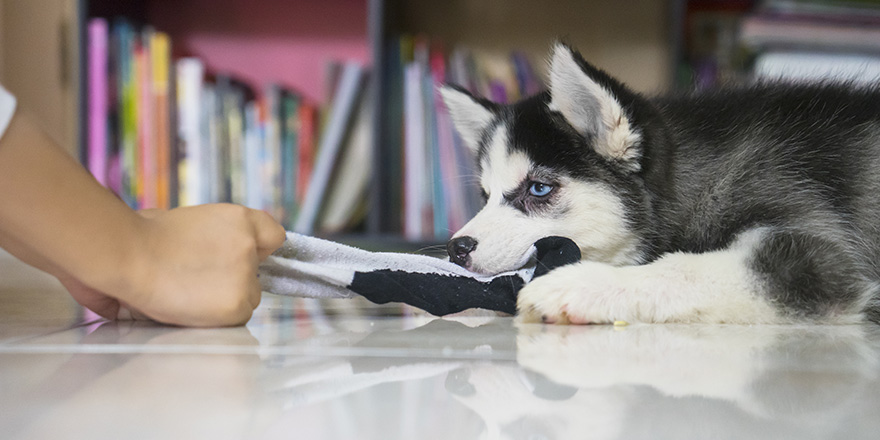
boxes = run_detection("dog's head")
[443,43,655,274]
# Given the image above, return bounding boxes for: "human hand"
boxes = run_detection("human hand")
[58,273,148,321]
[56,209,163,322]
[75,204,285,327]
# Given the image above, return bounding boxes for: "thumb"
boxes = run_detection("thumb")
[247,209,286,261]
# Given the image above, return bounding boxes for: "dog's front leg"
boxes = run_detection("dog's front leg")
[517,231,782,324]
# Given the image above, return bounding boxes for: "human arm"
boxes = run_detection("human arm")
[0,106,285,326]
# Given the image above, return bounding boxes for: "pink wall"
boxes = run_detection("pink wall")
[148,0,370,104]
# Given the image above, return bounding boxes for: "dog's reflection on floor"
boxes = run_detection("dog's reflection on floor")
[513,324,880,439]
[265,320,880,439]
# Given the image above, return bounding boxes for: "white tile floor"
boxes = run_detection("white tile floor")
[2,250,880,439]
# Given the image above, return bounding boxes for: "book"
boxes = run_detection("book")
[403,61,426,241]
[106,21,121,199]
[243,100,263,210]
[200,83,218,204]
[280,91,301,229]
[318,76,373,233]
[175,57,205,207]
[424,44,446,240]
[297,103,317,204]
[323,61,344,107]
[376,36,405,233]
[740,14,880,52]
[263,85,281,218]
[759,0,880,24]
[512,51,542,97]
[87,18,109,187]
[217,75,247,206]
[151,31,172,210]
[753,50,880,83]
[294,61,366,234]
[449,47,477,95]
[115,19,138,208]
[209,78,229,205]
[136,30,155,209]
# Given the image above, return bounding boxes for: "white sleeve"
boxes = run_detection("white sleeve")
[0,85,18,141]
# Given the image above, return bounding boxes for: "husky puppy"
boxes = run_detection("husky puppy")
[441,43,880,325]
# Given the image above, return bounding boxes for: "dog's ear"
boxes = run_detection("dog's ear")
[440,86,496,153]
[548,43,642,170]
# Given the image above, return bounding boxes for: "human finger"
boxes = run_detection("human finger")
[247,209,286,260]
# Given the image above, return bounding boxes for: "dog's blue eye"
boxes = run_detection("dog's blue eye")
[529,182,553,197]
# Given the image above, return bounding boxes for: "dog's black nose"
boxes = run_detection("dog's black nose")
[447,236,478,268]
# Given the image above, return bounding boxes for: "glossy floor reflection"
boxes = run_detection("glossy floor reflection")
[2,255,880,439]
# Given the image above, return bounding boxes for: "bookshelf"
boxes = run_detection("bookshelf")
[71,0,680,249]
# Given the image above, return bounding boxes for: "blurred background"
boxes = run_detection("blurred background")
[1,0,878,249]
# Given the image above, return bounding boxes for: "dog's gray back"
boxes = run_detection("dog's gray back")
[653,83,880,319]
[654,83,880,250]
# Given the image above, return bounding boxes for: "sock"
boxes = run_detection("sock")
[259,233,580,316]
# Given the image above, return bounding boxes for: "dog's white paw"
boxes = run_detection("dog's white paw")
[517,261,629,325]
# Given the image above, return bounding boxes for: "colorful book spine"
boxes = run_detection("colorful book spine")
[281,92,301,229]
[512,51,542,97]
[136,32,155,209]
[264,85,284,220]
[423,54,444,240]
[115,20,138,208]
[88,18,109,187]
[225,80,246,206]
[151,32,172,210]
[297,104,316,204]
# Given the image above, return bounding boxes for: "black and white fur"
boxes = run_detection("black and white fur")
[442,43,880,325]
